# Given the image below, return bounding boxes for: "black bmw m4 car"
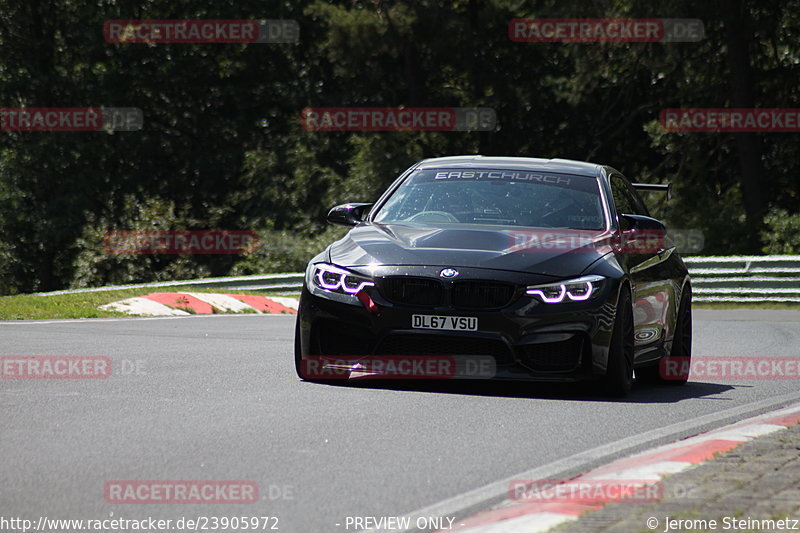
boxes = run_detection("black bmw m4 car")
[295,156,692,396]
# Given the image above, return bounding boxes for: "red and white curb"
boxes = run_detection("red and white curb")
[99,292,298,316]
[447,404,800,533]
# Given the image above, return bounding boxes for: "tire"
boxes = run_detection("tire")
[295,316,337,383]
[602,286,634,397]
[294,316,305,379]
[638,287,692,385]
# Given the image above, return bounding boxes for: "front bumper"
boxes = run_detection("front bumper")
[297,266,621,382]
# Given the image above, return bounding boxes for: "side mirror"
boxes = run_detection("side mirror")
[326,203,373,227]
[619,214,668,254]
[619,213,666,233]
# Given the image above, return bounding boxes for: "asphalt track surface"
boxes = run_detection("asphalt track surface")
[2,309,800,533]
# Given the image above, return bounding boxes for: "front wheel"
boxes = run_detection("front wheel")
[602,287,634,397]
[638,287,692,385]
[294,316,337,383]
[294,316,305,379]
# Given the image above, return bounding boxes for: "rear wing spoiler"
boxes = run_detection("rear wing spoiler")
[632,183,671,200]
[632,183,671,194]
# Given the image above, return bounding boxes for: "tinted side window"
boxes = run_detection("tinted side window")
[610,175,637,215]
[611,174,651,216]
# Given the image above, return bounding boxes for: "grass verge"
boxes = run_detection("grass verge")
[0,287,297,320]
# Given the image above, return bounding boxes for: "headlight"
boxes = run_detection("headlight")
[312,263,374,295]
[526,275,605,303]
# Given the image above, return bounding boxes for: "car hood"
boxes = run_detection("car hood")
[328,223,614,277]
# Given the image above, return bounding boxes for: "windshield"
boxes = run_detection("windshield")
[373,168,605,230]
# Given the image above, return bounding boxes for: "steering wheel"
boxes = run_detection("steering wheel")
[407,211,459,223]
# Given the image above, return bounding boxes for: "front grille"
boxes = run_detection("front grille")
[380,276,518,309]
[453,281,516,309]
[379,277,443,306]
[375,334,514,364]
[517,336,584,372]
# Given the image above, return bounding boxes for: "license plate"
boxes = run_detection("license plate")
[412,314,478,331]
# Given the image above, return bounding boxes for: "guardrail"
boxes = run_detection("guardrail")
[36,256,800,303]
[684,255,800,303]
